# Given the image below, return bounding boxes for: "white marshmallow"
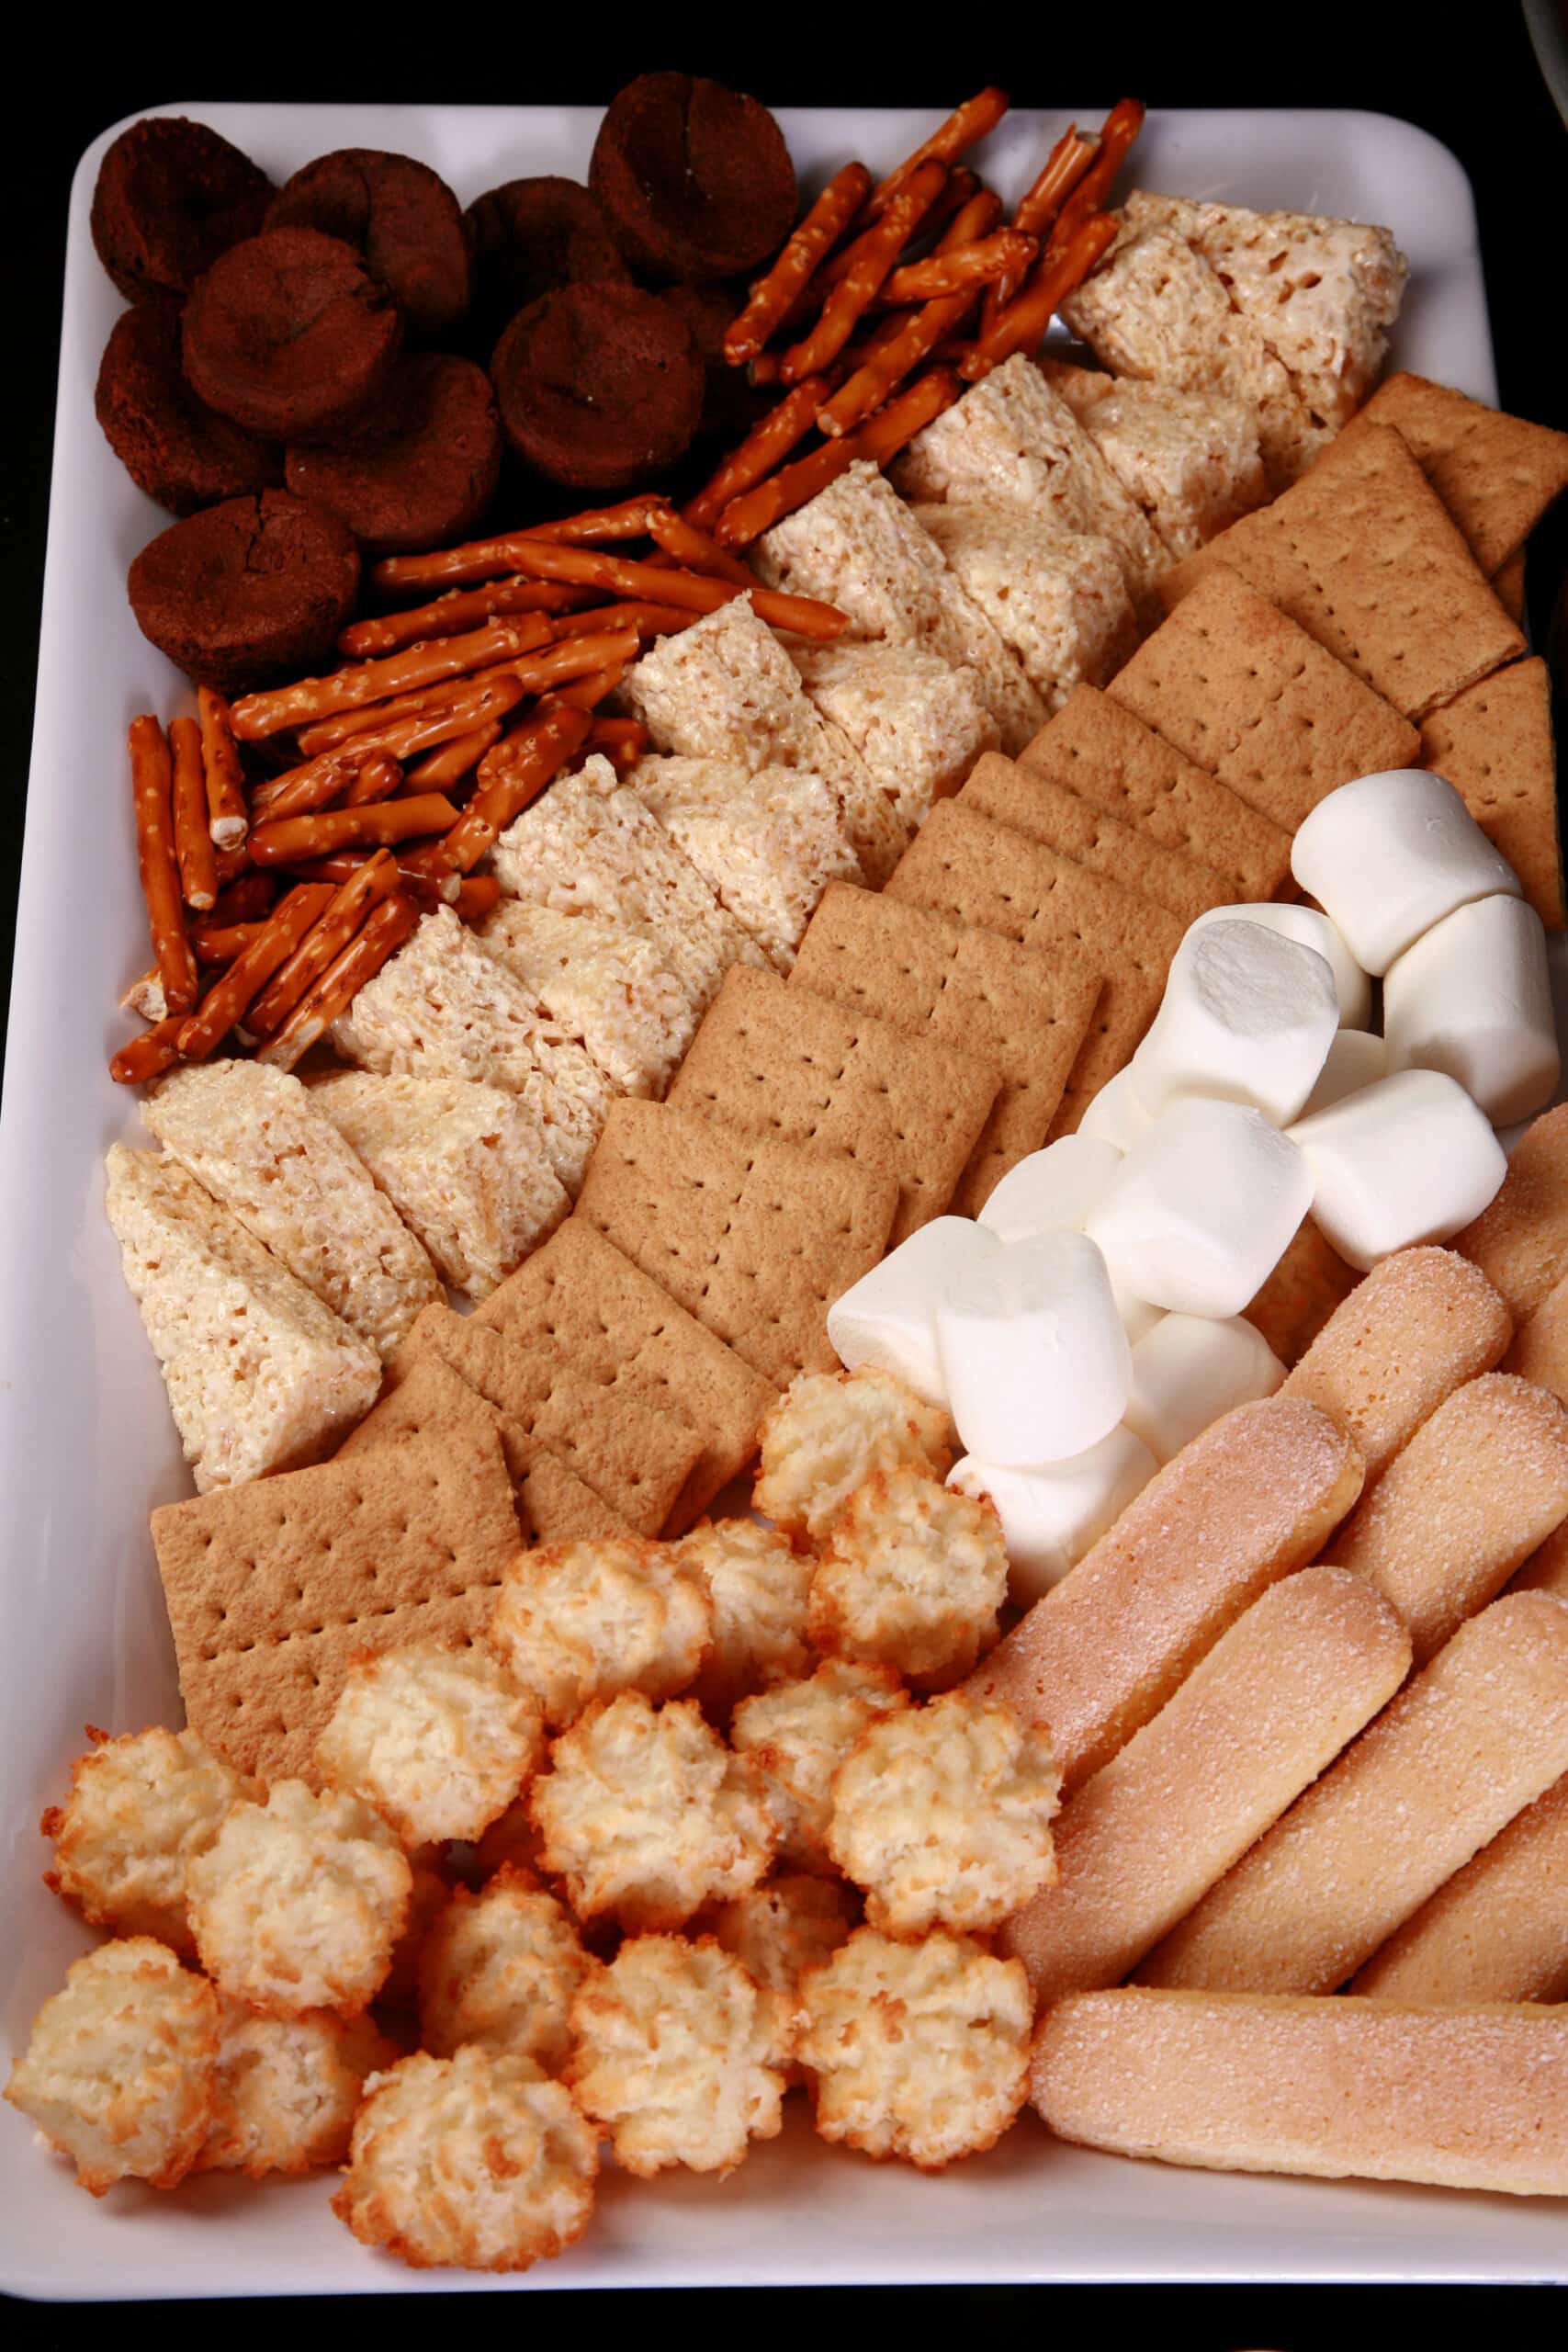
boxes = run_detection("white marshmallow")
[1291,768,1522,976]
[978,1135,1123,1245]
[1129,919,1338,1125]
[1289,1069,1507,1272]
[1296,1028,1389,1119]
[1078,1064,1156,1152]
[1083,1098,1314,1319]
[1382,892,1561,1127]
[949,1427,1158,1607]
[1188,900,1372,1031]
[1111,1274,1166,1346]
[827,1216,1000,1404]
[1123,1312,1285,1464]
[935,1231,1131,1466]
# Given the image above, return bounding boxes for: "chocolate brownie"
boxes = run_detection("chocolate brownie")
[466,175,629,343]
[96,300,282,516]
[182,229,403,443]
[490,282,705,492]
[128,490,360,694]
[285,354,502,557]
[91,117,272,306]
[266,149,471,342]
[660,279,770,441]
[589,73,796,283]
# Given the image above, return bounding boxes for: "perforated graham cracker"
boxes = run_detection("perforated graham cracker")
[1494,548,1528,627]
[152,1426,520,1781]
[666,964,1000,1246]
[1108,565,1420,831]
[576,1097,897,1384]
[957,750,1231,924]
[1346,372,1568,574]
[1420,657,1562,932]
[789,880,1100,1214]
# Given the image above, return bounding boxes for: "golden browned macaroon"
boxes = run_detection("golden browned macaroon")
[731,1658,908,1873]
[41,1723,253,1954]
[677,1518,815,1719]
[489,1538,712,1730]
[753,1365,953,1544]
[419,1868,590,2071]
[197,2001,396,2177]
[809,1469,1008,1689]
[314,1641,545,1848]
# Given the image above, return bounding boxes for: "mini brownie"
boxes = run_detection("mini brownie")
[660,279,770,442]
[490,282,704,492]
[91,116,272,305]
[589,73,796,283]
[466,175,629,343]
[285,354,502,558]
[183,229,403,444]
[96,300,282,516]
[266,150,471,341]
[128,489,360,694]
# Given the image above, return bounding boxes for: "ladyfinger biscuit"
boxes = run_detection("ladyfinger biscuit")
[1280,1246,1512,1490]
[1350,1770,1568,2005]
[1504,1264,1568,1407]
[1454,1103,1568,1322]
[964,1396,1364,1794]
[1509,1520,1568,1600]
[1001,1567,1411,2003]
[1138,1590,1568,1993]
[1032,1988,1568,2197]
[1322,1373,1568,1661]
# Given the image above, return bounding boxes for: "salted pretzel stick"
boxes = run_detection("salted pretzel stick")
[550,599,697,644]
[340,750,406,807]
[174,882,334,1059]
[778,160,948,386]
[723,162,874,367]
[250,793,459,867]
[646,507,757,586]
[404,702,592,880]
[580,716,649,775]
[300,628,640,751]
[407,722,503,790]
[208,870,275,926]
[797,166,985,316]
[213,842,252,890]
[190,921,266,967]
[863,86,1009,219]
[961,209,1120,379]
[716,367,962,546]
[257,893,420,1072]
[196,686,249,851]
[684,377,834,532]
[547,662,627,714]
[167,715,219,911]
[262,680,529,810]
[130,715,200,1018]
[250,741,394,824]
[109,1013,186,1087]
[284,853,459,908]
[1047,96,1145,250]
[245,850,400,1038]
[984,123,1099,323]
[338,579,592,659]
[819,193,1002,436]
[468,541,847,640]
[453,874,502,922]
[231,617,553,741]
[369,496,675,595]
[298,667,520,753]
[873,229,1036,307]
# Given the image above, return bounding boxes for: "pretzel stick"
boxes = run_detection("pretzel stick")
[716,367,962,546]
[119,966,170,1023]
[298,668,522,754]
[340,750,405,806]
[257,894,421,1072]
[231,617,553,741]
[209,870,275,926]
[723,162,873,367]
[338,579,593,658]
[130,715,200,1017]
[873,230,1036,308]
[250,741,397,824]
[196,686,249,850]
[284,853,460,907]
[265,680,529,808]
[580,716,649,775]
[819,189,1004,437]
[646,507,756,585]
[166,716,219,911]
[407,722,503,790]
[213,842,252,890]
[778,160,948,385]
[245,849,401,1038]
[191,921,267,967]
[109,1013,186,1087]
[369,497,674,595]
[175,883,335,1059]
[1047,98,1145,249]
[962,209,1120,379]
[684,378,835,532]
[547,662,627,714]
[550,599,698,644]
[983,124,1099,324]
[470,540,847,639]
[403,703,592,880]
[864,87,1010,219]
[250,793,459,867]
[453,874,502,922]
[797,166,985,317]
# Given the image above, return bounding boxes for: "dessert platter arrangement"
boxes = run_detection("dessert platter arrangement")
[6,66,1568,2289]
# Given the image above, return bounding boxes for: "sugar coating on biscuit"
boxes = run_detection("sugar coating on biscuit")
[706,1871,860,1998]
[4,1938,220,2196]
[809,1469,1007,1688]
[419,1868,589,2072]
[731,1657,909,1871]
[476,899,693,1096]
[788,642,998,832]
[41,1724,253,1954]
[530,1692,776,1930]
[913,503,1138,710]
[314,1641,545,1848]
[186,1779,412,2018]
[796,1927,1032,2169]
[489,1538,713,1730]
[333,2046,598,2272]
[677,1518,815,1717]
[629,753,862,971]
[753,1366,953,1543]
[567,1933,792,2177]
[827,1690,1061,1934]
[199,1998,395,2177]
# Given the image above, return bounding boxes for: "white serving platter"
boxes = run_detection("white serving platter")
[2,98,1556,2299]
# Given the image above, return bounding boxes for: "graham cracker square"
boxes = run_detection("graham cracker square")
[1420,656,1563,931]
[957,750,1232,924]
[1348,372,1568,574]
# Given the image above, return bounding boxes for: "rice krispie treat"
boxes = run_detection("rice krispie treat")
[912,503,1138,710]
[753,1366,953,1544]
[808,1469,1007,1688]
[186,1779,412,2018]
[789,641,998,831]
[489,1538,713,1729]
[333,2046,598,2272]
[566,1934,792,2177]
[1063,374,1269,560]
[314,1642,546,1848]
[827,1690,1061,1934]
[530,1692,777,1930]
[796,1927,1033,2169]
[5,1938,220,2196]
[476,900,692,1095]
[678,1518,816,1718]
[731,1658,909,1872]
[629,754,862,971]
[706,1871,860,2001]
[42,1724,254,1954]
[198,2001,395,2177]
[419,1868,589,2073]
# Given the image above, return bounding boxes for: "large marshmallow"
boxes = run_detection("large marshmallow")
[979,1135,1123,1245]
[1129,919,1338,1125]
[827,1216,1000,1404]
[1296,1027,1388,1119]
[1289,1069,1507,1272]
[1083,1098,1314,1319]
[1382,893,1561,1127]
[935,1230,1132,1466]
[1291,768,1522,977]
[1123,1312,1285,1464]
[1077,1065,1155,1153]
[1188,900,1372,1031]
[949,1427,1158,1607]
[1111,1276,1166,1347]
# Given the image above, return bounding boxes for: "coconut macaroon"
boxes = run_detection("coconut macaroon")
[333,2046,598,2274]
[41,1724,253,1954]
[489,1538,713,1730]
[314,1642,546,1849]
[706,1871,860,2001]
[827,1690,1062,1935]
[912,503,1139,710]
[731,1658,909,1873]
[567,1935,793,2177]
[5,1938,220,2196]
[419,1868,590,2071]
[1042,367,1269,560]
[790,641,998,831]
[186,1779,412,2018]
[678,1519,816,1719]
[530,1692,777,1931]
[809,1469,1007,1689]
[629,754,863,972]
[753,1366,953,1544]
[304,1069,570,1302]
[199,2000,396,2177]
[476,900,692,1096]
[141,1061,441,1363]
[379,1846,451,2011]
[796,1928,1033,2170]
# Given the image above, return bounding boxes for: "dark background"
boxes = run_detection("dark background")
[2,4,1565,2333]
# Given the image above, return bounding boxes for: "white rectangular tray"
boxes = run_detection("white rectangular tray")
[3,99,1555,2299]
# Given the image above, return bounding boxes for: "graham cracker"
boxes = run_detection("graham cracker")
[576,1097,897,1384]
[957,750,1232,924]
[1108,565,1420,832]
[1243,1216,1363,1369]
[1019,684,1292,901]
[883,797,1183,1135]
[788,880,1101,1214]
[152,1426,520,1782]
[1347,372,1568,574]
[1494,547,1528,628]
[1420,657,1563,932]
[666,964,999,1247]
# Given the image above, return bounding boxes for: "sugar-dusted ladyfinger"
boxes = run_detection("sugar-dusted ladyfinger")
[1454,1102,1568,1321]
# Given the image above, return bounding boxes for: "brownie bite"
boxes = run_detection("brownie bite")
[91,116,272,306]
[128,489,360,694]
[490,282,705,492]
[467,175,630,345]
[589,73,796,283]
[286,354,502,557]
[96,300,282,515]
[266,149,471,342]
[182,229,403,443]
